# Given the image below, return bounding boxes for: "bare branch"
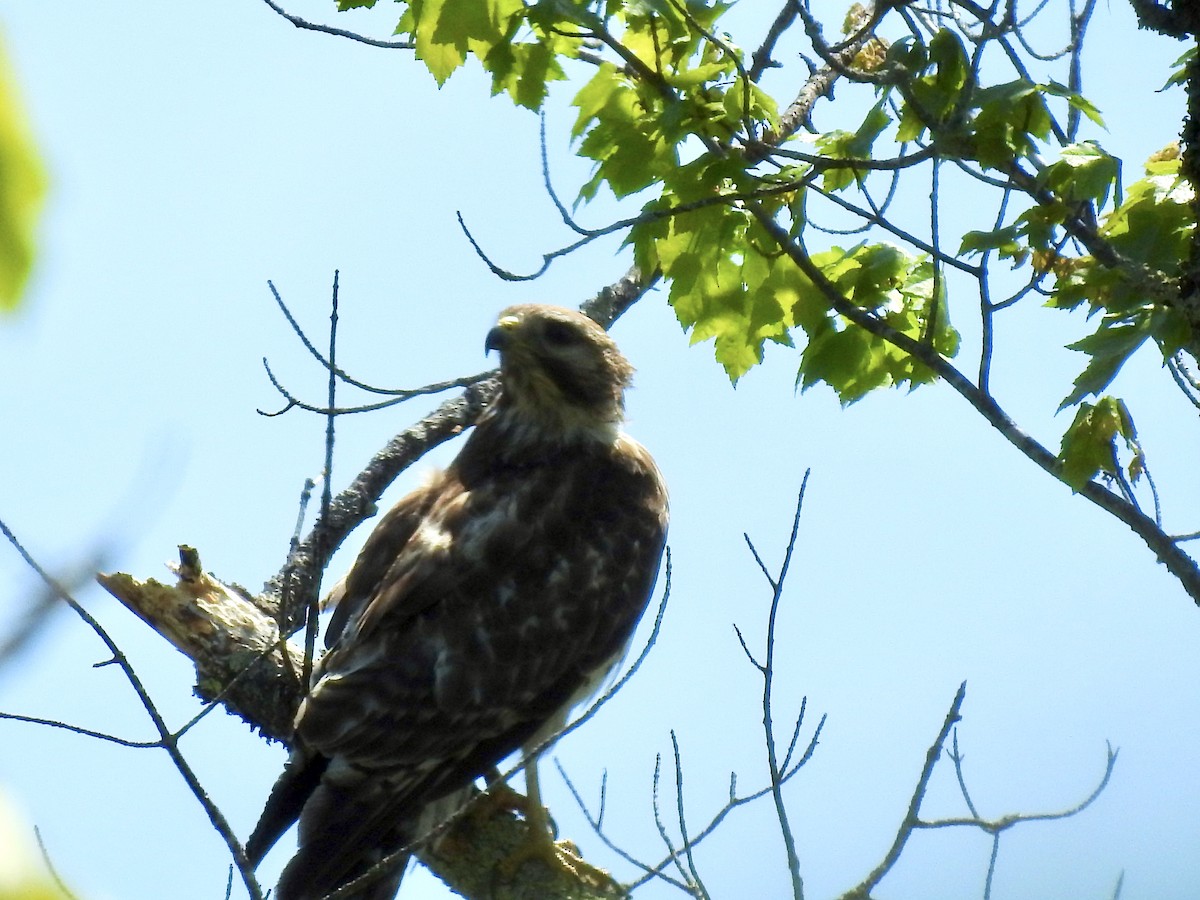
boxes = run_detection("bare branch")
[838,682,967,900]
[651,751,691,890]
[756,475,812,900]
[750,1,801,82]
[742,533,778,591]
[261,280,493,414]
[555,761,690,892]
[257,0,414,49]
[918,741,1119,832]
[669,731,710,899]
[746,205,1200,606]
[947,729,981,820]
[0,712,160,749]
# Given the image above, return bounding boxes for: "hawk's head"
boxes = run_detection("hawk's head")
[485,305,634,437]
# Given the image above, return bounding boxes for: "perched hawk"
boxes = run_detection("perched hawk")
[246,305,669,899]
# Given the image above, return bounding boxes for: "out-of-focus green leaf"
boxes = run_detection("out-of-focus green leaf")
[0,35,46,313]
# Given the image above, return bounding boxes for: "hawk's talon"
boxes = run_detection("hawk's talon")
[499,824,623,894]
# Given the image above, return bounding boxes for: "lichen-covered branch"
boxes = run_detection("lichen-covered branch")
[97,546,305,742]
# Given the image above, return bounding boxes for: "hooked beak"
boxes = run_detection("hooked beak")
[484,314,520,355]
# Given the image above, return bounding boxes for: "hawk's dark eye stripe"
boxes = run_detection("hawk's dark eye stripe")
[539,352,607,406]
[542,320,580,346]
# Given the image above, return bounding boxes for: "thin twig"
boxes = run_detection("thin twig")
[756,474,811,900]
[34,826,78,900]
[555,761,692,892]
[0,712,160,749]
[261,280,492,412]
[947,730,981,819]
[0,518,266,900]
[625,713,825,892]
[651,751,690,888]
[750,1,801,82]
[839,682,967,899]
[919,740,1119,832]
[670,731,709,899]
[257,0,414,49]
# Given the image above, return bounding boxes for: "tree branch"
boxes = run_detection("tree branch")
[747,204,1200,606]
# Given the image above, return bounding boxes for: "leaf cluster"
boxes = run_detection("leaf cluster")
[337,0,1196,497]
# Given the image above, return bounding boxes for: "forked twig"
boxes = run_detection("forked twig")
[743,472,813,900]
[838,681,968,900]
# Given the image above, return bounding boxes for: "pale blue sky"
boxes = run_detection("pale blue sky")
[2,2,1198,899]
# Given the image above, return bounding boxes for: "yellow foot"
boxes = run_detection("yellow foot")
[476,779,533,822]
[499,829,623,895]
[470,775,624,894]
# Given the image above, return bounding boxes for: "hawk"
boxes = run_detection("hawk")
[246,304,670,899]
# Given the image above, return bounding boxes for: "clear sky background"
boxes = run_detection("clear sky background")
[1,2,1198,899]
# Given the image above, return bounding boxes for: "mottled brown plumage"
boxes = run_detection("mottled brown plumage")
[246,305,669,899]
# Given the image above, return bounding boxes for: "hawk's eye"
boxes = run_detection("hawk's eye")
[542,321,580,347]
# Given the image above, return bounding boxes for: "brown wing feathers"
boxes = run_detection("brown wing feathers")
[248,306,668,900]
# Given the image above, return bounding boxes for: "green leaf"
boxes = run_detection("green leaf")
[667,61,729,89]
[1099,156,1192,274]
[485,38,565,110]
[796,246,959,403]
[815,242,907,309]
[573,65,679,200]
[800,326,889,402]
[655,203,806,382]
[1057,396,1135,490]
[722,77,780,133]
[0,40,47,313]
[1039,80,1106,128]
[907,29,968,125]
[958,225,1023,259]
[407,0,524,86]
[1041,141,1118,207]
[971,80,1051,168]
[814,102,892,190]
[929,29,968,96]
[1059,319,1150,409]
[1163,47,1195,90]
